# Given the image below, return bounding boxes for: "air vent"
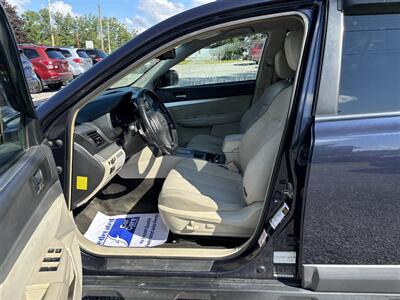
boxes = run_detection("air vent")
[87,131,106,147]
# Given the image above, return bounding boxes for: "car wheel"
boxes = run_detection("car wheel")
[32,79,43,94]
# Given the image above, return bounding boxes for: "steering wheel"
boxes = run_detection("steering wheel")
[136,89,178,154]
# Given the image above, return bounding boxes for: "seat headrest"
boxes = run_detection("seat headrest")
[274,50,294,80]
[284,28,304,71]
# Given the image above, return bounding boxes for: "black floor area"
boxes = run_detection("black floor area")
[74,176,246,249]
[74,176,162,233]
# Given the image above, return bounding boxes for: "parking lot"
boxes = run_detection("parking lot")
[31,89,59,102]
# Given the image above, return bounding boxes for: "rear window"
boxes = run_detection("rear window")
[45,49,65,59]
[60,50,72,58]
[22,48,39,59]
[77,50,89,58]
[93,50,107,58]
[338,14,400,115]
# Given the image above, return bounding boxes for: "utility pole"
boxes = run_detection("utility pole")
[98,1,104,51]
[48,0,55,46]
[107,21,111,54]
[76,32,80,48]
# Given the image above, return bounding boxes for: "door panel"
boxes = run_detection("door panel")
[302,116,400,293]
[167,95,251,146]
[0,145,82,299]
[0,4,82,299]
[158,81,254,146]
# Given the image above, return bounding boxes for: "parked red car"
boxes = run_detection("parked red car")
[19,45,73,92]
[250,42,264,64]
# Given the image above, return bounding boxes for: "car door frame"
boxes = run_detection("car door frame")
[52,2,324,297]
[0,5,82,299]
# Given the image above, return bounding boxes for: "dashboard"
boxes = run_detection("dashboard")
[72,87,148,209]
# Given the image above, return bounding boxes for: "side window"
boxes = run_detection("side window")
[169,34,267,87]
[338,14,400,115]
[23,48,39,59]
[0,50,26,170]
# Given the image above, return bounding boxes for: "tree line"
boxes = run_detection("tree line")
[1,0,136,53]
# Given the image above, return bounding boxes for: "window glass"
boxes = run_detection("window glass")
[23,48,39,59]
[338,14,400,115]
[94,50,108,58]
[0,48,26,170]
[45,49,65,59]
[77,49,89,58]
[111,58,161,88]
[88,49,107,58]
[169,34,267,87]
[60,49,72,58]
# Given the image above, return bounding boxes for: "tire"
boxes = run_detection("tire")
[32,78,43,94]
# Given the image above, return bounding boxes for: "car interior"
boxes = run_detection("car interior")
[70,14,306,256]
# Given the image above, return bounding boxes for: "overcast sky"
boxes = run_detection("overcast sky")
[8,0,214,32]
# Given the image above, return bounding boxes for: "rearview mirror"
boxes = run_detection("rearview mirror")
[157,49,176,60]
[156,70,179,88]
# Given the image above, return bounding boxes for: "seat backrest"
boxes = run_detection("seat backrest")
[239,49,294,133]
[239,28,304,206]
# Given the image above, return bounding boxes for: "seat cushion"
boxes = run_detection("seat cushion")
[186,135,224,155]
[159,159,244,213]
[158,159,263,237]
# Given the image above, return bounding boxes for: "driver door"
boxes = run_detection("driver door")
[0,6,82,300]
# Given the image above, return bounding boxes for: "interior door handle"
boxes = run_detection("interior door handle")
[175,93,188,99]
[32,169,44,194]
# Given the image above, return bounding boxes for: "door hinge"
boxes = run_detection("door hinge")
[296,144,310,166]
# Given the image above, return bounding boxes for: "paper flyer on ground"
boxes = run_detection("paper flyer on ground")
[84,212,169,247]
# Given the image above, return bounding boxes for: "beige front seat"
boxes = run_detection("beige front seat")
[186,49,295,155]
[158,29,303,237]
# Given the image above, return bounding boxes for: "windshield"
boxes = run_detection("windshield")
[111,58,160,88]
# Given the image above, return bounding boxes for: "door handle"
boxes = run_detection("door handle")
[32,169,44,194]
[174,92,188,99]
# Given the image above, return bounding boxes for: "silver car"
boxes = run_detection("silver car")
[59,47,93,77]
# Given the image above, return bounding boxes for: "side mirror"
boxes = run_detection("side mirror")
[156,70,179,88]
[157,49,176,60]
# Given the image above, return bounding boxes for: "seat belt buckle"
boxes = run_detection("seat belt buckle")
[226,161,240,173]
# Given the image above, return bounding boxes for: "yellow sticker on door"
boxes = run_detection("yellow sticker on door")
[76,176,88,190]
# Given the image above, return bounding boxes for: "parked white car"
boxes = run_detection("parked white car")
[60,47,93,77]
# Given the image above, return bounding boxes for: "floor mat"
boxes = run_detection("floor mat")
[74,177,163,233]
[84,211,169,247]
